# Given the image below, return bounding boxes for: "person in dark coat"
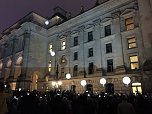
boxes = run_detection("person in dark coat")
[117,96,136,114]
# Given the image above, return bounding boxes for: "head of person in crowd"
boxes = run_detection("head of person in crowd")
[0,82,4,92]
[121,95,128,102]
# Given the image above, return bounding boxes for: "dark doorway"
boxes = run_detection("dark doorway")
[86,84,93,93]
[105,83,114,94]
[71,85,76,92]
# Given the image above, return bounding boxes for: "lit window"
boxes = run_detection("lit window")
[49,43,53,53]
[61,55,66,63]
[128,37,136,49]
[130,55,139,69]
[45,76,49,82]
[125,17,134,31]
[48,61,52,72]
[61,40,66,50]
[132,83,142,95]
[61,68,65,78]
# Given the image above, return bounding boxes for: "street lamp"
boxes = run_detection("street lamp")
[123,76,131,86]
[100,78,106,87]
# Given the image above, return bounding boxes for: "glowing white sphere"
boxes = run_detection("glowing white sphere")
[123,77,131,85]
[58,81,62,86]
[51,51,55,56]
[52,81,56,86]
[19,88,22,91]
[80,80,87,87]
[66,73,71,80]
[4,85,7,88]
[45,20,49,25]
[100,78,106,86]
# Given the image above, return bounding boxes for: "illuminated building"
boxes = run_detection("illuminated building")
[0,0,152,93]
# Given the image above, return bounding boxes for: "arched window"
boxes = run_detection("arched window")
[32,74,38,90]
[7,59,12,68]
[61,55,66,63]
[0,61,3,70]
[16,56,23,65]
[45,76,49,82]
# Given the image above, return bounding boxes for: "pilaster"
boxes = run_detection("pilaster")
[93,19,103,76]
[78,26,86,78]
[112,11,126,74]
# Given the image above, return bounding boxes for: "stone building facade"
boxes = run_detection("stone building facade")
[0,0,152,93]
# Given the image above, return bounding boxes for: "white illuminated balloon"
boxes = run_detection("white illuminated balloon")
[100,78,106,86]
[80,80,87,87]
[51,51,55,56]
[19,88,22,91]
[45,20,49,25]
[66,73,71,80]
[123,77,131,85]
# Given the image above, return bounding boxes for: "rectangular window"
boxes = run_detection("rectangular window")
[130,55,139,69]
[61,40,66,50]
[107,59,113,72]
[74,52,78,60]
[88,62,94,74]
[128,37,136,49]
[105,25,111,36]
[106,43,112,53]
[48,61,52,72]
[125,17,134,31]
[61,68,65,77]
[49,43,53,53]
[73,65,78,76]
[74,36,78,46]
[88,31,93,42]
[88,48,93,57]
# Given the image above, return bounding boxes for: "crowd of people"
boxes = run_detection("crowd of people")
[0,83,152,114]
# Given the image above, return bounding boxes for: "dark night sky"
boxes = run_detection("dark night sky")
[0,0,96,33]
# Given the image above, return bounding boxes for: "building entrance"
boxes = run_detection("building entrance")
[105,83,114,94]
[86,84,93,93]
